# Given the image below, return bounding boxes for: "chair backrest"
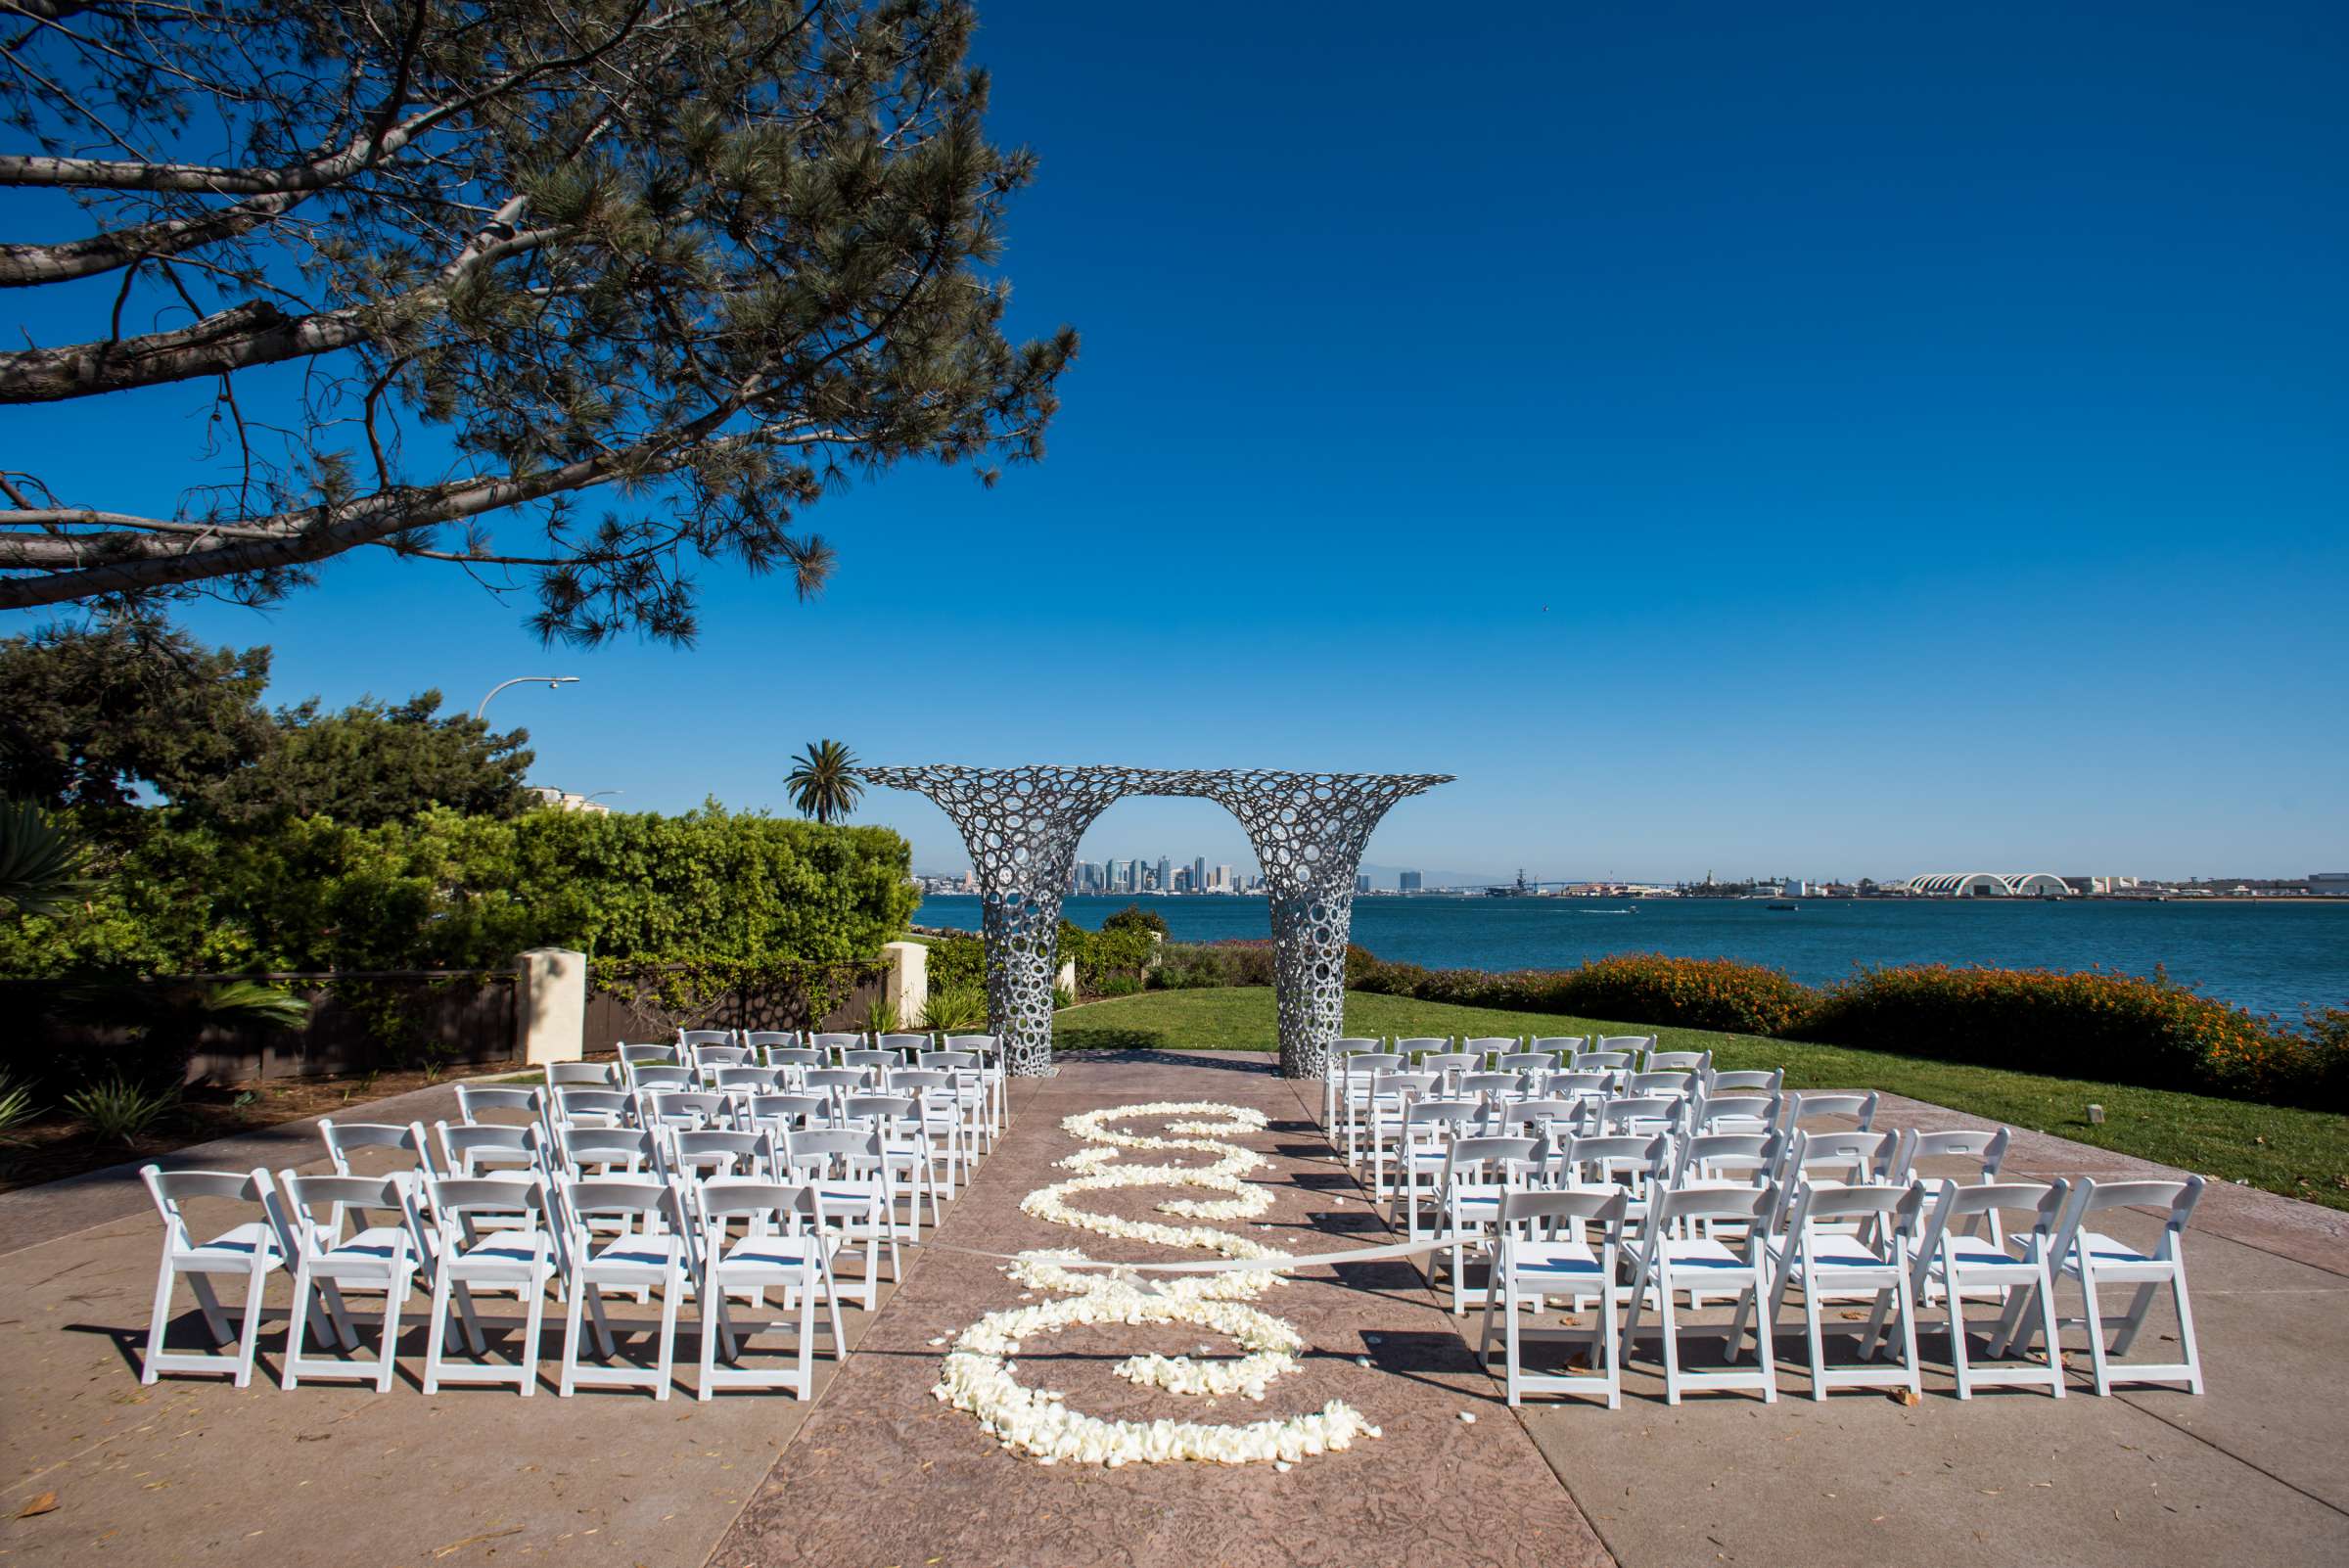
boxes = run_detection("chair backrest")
[1627,1071,1694,1097]
[1563,1133,1667,1188]
[1571,1051,1631,1071]
[1497,1185,1627,1242]
[1497,1052,1562,1073]
[1404,1097,1480,1130]
[436,1120,544,1177]
[1374,1070,1441,1104]
[807,1032,863,1054]
[319,1118,431,1176]
[765,1045,826,1068]
[427,1175,547,1223]
[846,1093,920,1134]
[1596,1034,1656,1054]
[1651,1180,1775,1228]
[546,1061,615,1088]
[1417,1051,1480,1075]
[743,1031,801,1050]
[1489,1097,1579,1136]
[1891,1126,2010,1184]
[280,1172,412,1245]
[623,1063,696,1091]
[619,1042,678,1066]
[1784,1178,1924,1240]
[694,1177,819,1227]
[561,1176,683,1230]
[1646,1049,1712,1073]
[1328,1038,1383,1072]
[918,1050,979,1070]
[888,1068,953,1094]
[557,1124,660,1176]
[1549,1070,1613,1100]
[1343,1053,1405,1084]
[1786,1129,1897,1185]
[1787,1089,1879,1130]
[1460,1036,1520,1060]
[1693,1092,1780,1132]
[645,1089,732,1129]
[141,1165,274,1247]
[693,1044,753,1071]
[2053,1176,2203,1261]
[876,1033,931,1055]
[1443,1133,1544,1184]
[1673,1131,1781,1186]
[668,1128,778,1180]
[678,1029,737,1048]
[1914,1179,2070,1272]
[1393,1037,1451,1054]
[1711,1068,1783,1093]
[713,1065,783,1093]
[1459,1072,1526,1098]
[455,1084,543,1126]
[1589,1095,1682,1134]
[843,1049,898,1069]
[941,1034,999,1055]
[782,1125,886,1176]
[1528,1036,1588,1053]
[744,1092,829,1130]
[553,1086,631,1125]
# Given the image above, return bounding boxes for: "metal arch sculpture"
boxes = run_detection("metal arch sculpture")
[865,764,1451,1079]
[862,765,1141,1077]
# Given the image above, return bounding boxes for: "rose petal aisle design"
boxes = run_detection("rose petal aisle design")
[931,1100,1384,1467]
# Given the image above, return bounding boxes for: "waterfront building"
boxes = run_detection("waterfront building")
[1355,872,1372,894]
[1905,871,2072,898]
[1400,870,1423,892]
[1193,855,1207,895]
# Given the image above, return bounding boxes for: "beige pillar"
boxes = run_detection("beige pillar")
[517,946,587,1066]
[1055,957,1077,1000]
[883,940,929,1028]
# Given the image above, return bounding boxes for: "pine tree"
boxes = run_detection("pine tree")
[0,0,1075,642]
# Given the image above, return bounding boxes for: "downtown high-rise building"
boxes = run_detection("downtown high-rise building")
[1355,872,1372,894]
[1400,870,1423,892]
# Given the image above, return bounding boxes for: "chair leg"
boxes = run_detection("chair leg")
[654,1271,681,1401]
[585,1280,618,1360]
[1602,1279,1623,1409]
[1860,1283,1895,1364]
[423,1270,454,1395]
[141,1256,177,1384]
[2171,1268,2205,1395]
[233,1267,270,1388]
[2035,1272,2065,1397]
[1659,1278,1682,1406]
[2109,1281,2161,1356]
[796,1271,816,1400]
[1751,1280,1777,1403]
[519,1273,546,1396]
[2079,1265,2111,1395]
[282,1262,315,1391]
[1897,1272,1922,1400]
[376,1265,410,1394]
[561,1279,589,1397]
[1502,1283,1523,1407]
[1805,1279,1828,1401]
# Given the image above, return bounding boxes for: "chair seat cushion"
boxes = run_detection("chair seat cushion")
[1660,1239,1751,1270]
[1516,1243,1602,1276]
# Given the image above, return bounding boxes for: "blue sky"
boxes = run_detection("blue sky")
[6,1,2346,880]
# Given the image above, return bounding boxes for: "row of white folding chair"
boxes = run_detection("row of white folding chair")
[618,1035,1007,1132]
[138,1157,834,1400]
[1469,1155,2203,1407]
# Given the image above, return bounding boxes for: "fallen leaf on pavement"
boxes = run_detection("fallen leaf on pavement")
[17,1492,59,1519]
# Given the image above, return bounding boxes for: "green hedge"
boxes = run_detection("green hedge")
[912,917,1158,1004]
[0,803,918,976]
[1800,963,2328,1103]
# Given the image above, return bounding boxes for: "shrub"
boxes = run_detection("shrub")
[1796,964,2312,1101]
[2301,1008,2349,1107]
[1101,903,1169,938]
[1058,919,1156,995]
[1153,941,1276,990]
[1555,953,1814,1036]
[923,933,986,992]
[65,1073,178,1144]
[920,980,988,1032]
[0,1070,32,1134]
[1091,973,1144,998]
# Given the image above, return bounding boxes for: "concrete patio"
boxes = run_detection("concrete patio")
[1,1053,2343,1567]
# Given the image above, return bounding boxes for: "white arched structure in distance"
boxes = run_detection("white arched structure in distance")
[1905,872,2071,898]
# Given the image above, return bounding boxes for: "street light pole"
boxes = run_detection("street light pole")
[475,674,579,720]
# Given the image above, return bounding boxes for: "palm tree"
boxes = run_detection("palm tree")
[785,740,863,824]
[0,800,92,917]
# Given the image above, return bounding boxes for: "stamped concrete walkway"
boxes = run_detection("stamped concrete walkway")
[4,1052,2346,1568]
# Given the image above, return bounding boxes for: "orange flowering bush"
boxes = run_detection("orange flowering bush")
[1797,964,2319,1102]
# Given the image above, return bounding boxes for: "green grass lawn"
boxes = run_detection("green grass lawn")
[1055,986,2349,1213]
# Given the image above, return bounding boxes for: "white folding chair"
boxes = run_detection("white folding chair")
[274,1172,416,1392]
[847,1090,944,1235]
[781,1126,900,1309]
[1434,1133,1546,1314]
[2039,1176,2205,1395]
[677,1028,738,1050]
[1783,1090,1879,1133]
[623,1062,697,1092]
[1710,1069,1782,1095]
[1322,1038,1384,1130]
[743,1030,802,1056]
[1338,1052,1405,1165]
[1748,1180,1925,1400]
[417,1175,557,1394]
[1389,1091,1470,1218]
[693,1178,847,1400]
[1647,1050,1713,1075]
[556,1176,690,1399]
[455,1083,545,1130]
[546,1061,616,1090]
[1460,1036,1521,1068]
[619,1042,680,1069]
[1623,1183,1780,1404]
[1477,1187,1628,1407]
[940,1034,1007,1135]
[1911,1179,2070,1399]
[138,1166,297,1387]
